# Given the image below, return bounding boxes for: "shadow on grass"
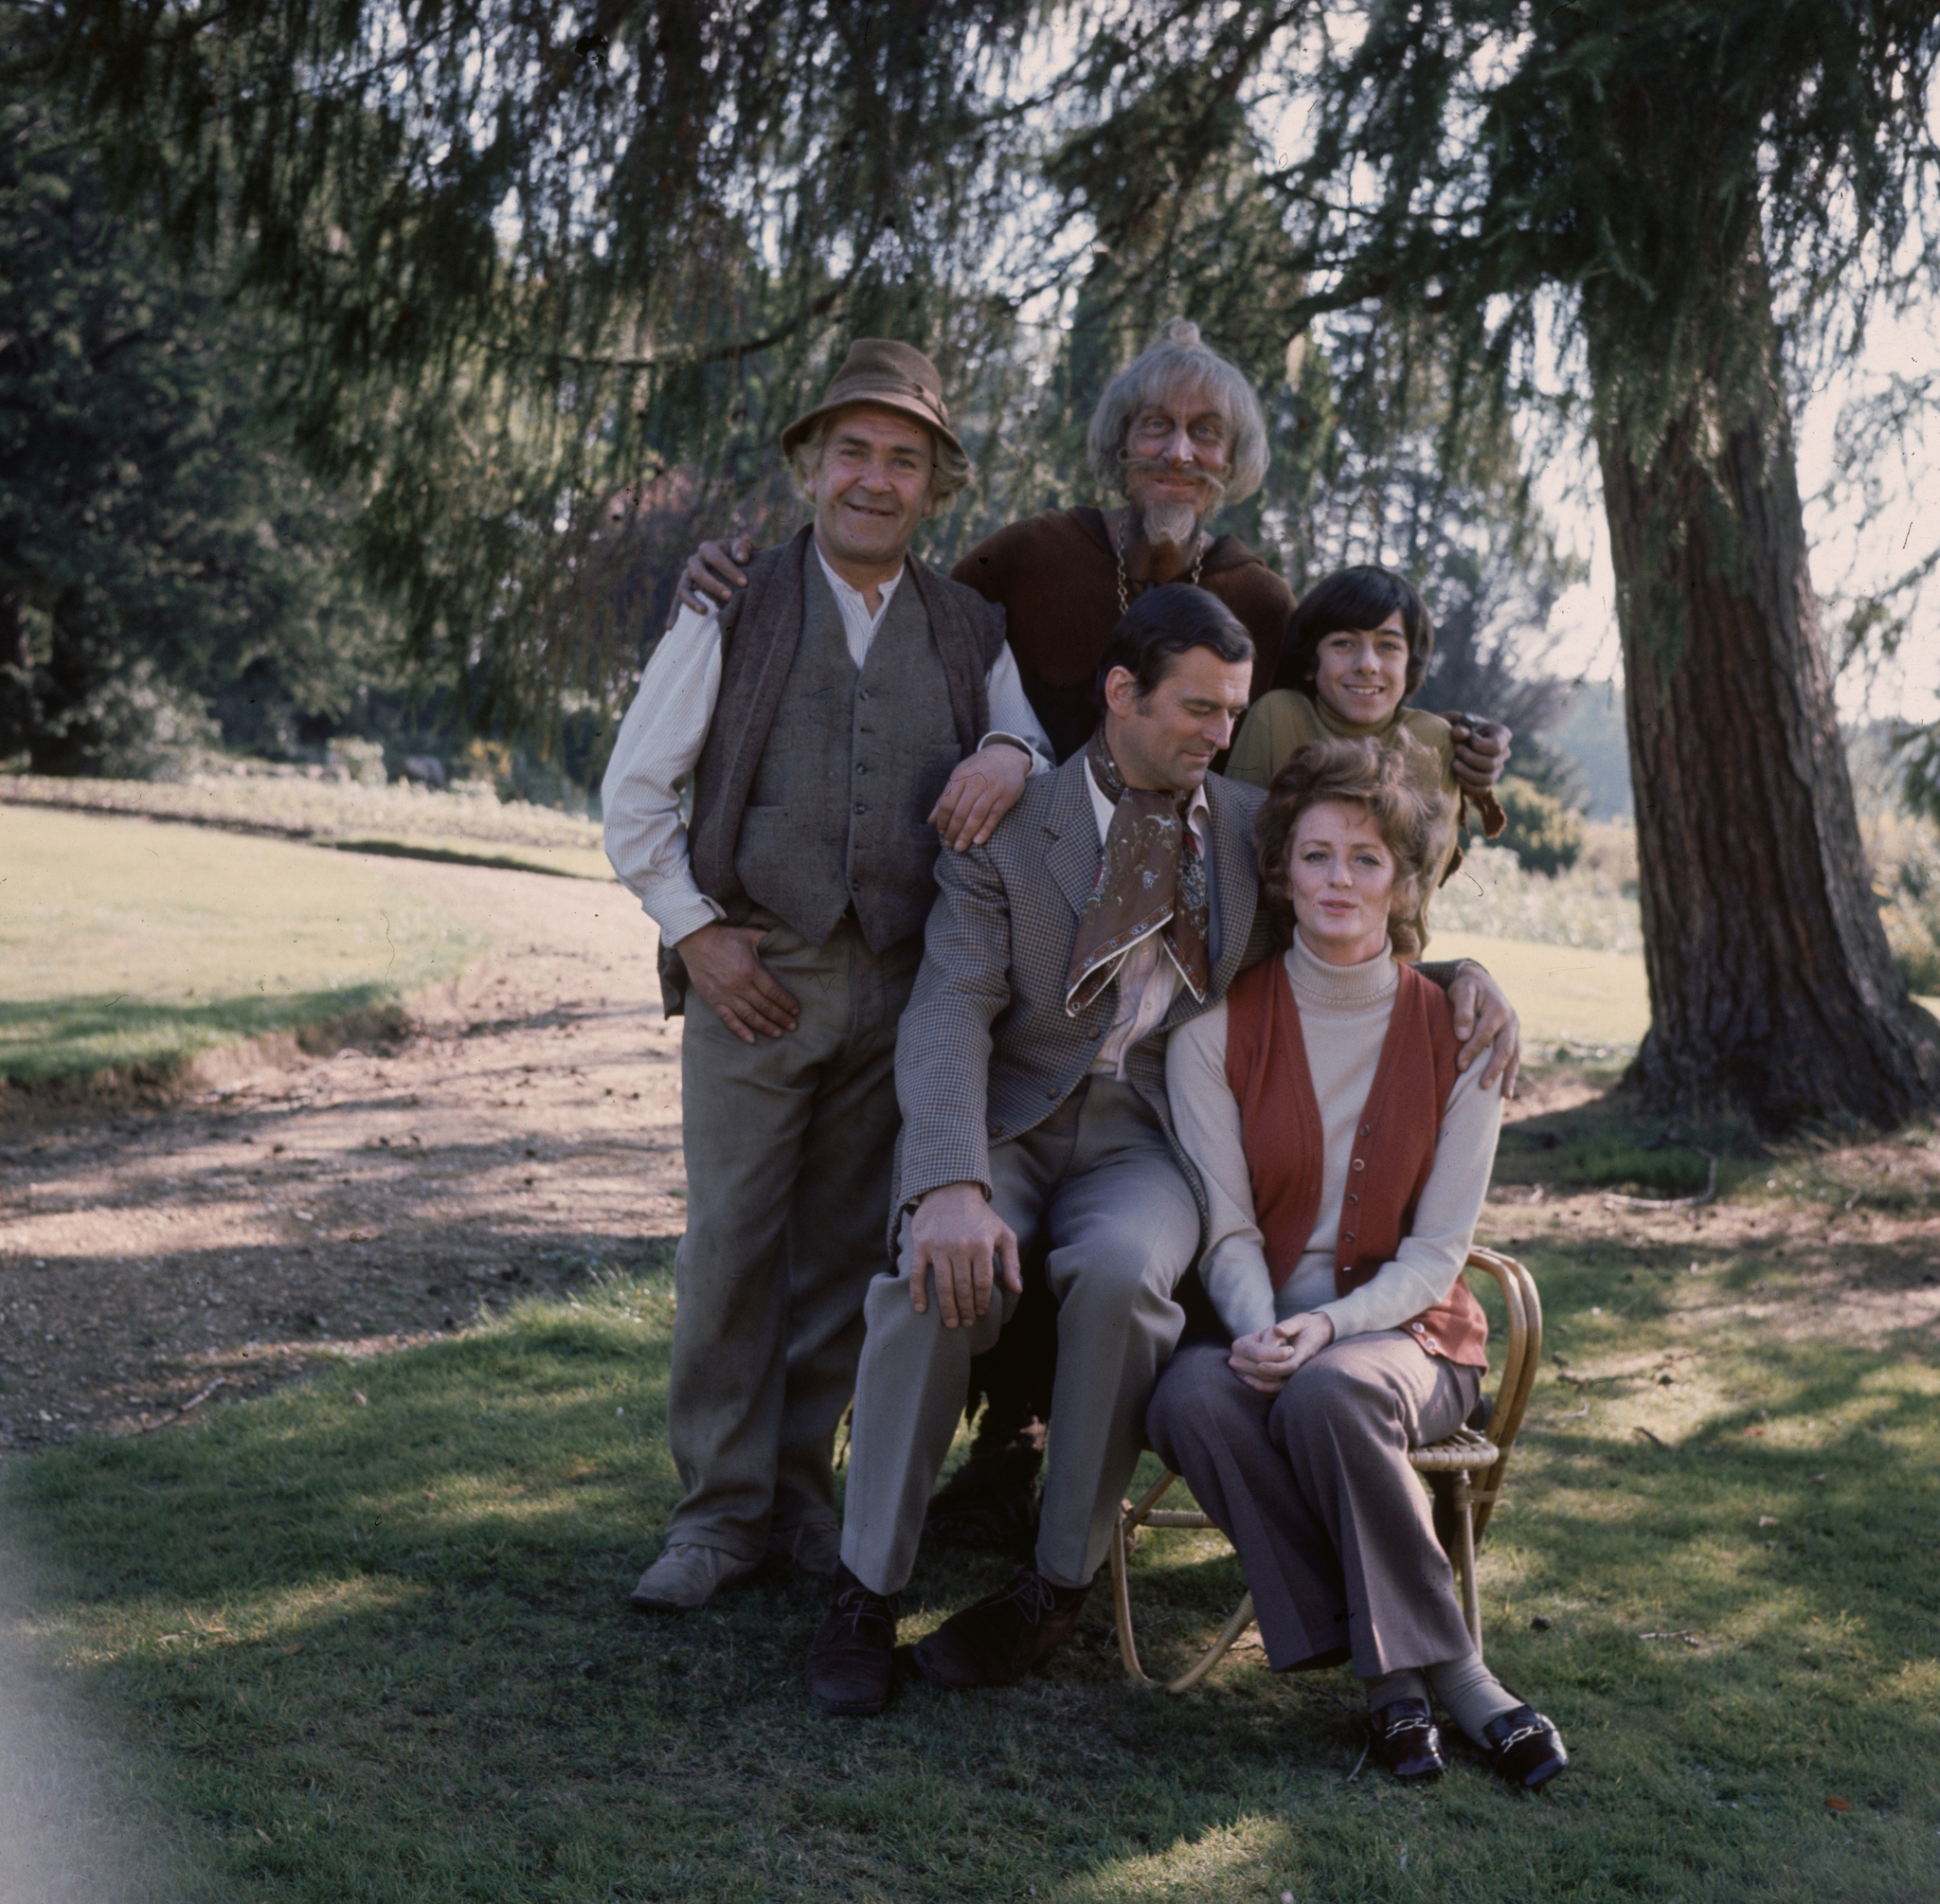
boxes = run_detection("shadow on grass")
[0,986,407,1087]
[7,1263,1939,1904]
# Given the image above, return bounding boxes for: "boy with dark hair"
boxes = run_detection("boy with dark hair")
[1226,565,1507,951]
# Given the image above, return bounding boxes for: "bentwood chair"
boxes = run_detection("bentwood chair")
[1110,1246,1542,1692]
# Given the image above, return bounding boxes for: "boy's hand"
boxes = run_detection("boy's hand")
[1448,715,1511,794]
[673,536,755,622]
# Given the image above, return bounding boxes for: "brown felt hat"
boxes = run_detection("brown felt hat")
[780,338,963,461]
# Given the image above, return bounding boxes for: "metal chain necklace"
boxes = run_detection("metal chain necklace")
[1116,509,1206,614]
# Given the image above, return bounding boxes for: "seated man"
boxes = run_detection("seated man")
[800,585,1519,1714]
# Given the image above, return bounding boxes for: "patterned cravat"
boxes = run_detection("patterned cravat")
[1065,727,1211,1015]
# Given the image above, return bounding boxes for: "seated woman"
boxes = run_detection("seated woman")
[1147,736,1567,1789]
[1224,565,1508,954]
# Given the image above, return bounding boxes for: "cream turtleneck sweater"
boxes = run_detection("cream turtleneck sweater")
[1165,933,1503,1342]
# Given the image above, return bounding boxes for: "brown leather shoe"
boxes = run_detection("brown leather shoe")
[1369,1697,1447,1782]
[803,1566,900,1715]
[912,1566,1090,1689]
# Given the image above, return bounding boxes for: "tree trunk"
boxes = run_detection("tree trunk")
[1587,277,1940,1130]
[0,591,32,763]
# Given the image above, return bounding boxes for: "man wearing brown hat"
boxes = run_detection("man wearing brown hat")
[602,339,1054,1611]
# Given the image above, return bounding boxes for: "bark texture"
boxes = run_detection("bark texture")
[1589,284,1940,1128]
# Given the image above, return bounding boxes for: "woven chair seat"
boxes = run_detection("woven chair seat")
[1407,1426,1500,1473]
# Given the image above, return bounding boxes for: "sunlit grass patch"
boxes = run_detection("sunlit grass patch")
[0,807,483,1082]
[7,1246,1939,1902]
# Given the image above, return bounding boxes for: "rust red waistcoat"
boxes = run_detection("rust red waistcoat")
[1223,953,1489,1369]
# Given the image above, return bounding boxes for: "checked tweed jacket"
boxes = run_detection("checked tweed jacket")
[891,748,1272,1250]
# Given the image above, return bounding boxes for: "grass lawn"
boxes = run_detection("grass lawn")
[1429,931,1940,1058]
[9,1169,1937,1904]
[1430,932,1651,1054]
[0,807,484,1084]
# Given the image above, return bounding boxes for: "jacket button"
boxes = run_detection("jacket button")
[1345,1193,1357,1205]
[1047,1087,1060,1100]
[853,803,866,815]
[1359,1123,1372,1136]
[988,1125,1002,1139]
[854,763,867,774]
[1350,1159,1365,1173]
[1343,1231,1355,1244]
[859,689,871,701]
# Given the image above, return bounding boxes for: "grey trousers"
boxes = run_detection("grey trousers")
[664,912,921,1563]
[841,1075,1201,1595]
[1146,1334,1481,1677]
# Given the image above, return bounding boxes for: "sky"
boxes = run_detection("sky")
[1537,309,1940,727]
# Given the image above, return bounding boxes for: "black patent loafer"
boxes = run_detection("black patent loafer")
[1369,1697,1447,1782]
[1481,1703,1570,1789]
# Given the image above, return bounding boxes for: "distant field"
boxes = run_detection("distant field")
[1434,932,1938,1056]
[0,773,614,882]
[0,808,485,1084]
[1430,930,1652,1053]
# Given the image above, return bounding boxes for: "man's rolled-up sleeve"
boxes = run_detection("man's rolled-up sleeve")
[601,605,727,947]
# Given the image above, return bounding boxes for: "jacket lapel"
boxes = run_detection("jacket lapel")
[1156,775,1260,1031]
[1042,754,1105,918]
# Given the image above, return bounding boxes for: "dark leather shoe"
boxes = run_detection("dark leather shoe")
[1482,1704,1570,1789]
[913,1567,1089,1689]
[1369,1697,1446,1782]
[803,1566,899,1715]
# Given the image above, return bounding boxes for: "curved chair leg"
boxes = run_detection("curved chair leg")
[1449,1469,1482,1652]
[1110,1475,1258,1692]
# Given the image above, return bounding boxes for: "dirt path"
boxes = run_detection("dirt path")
[0,860,683,1447]
[4,853,1937,1451]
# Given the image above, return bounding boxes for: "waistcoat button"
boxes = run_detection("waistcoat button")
[1359,1124,1372,1136]
[1343,1231,1355,1244]
[1346,1193,1357,1205]
[1350,1158,1365,1172]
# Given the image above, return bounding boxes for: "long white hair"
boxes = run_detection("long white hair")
[1086,318,1269,508]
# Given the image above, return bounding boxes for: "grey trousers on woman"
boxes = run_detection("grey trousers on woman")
[1146,1333,1482,1678]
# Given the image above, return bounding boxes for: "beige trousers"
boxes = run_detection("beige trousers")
[662,911,920,1563]
[840,1075,1201,1595]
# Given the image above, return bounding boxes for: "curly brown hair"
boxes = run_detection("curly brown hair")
[1254,737,1448,960]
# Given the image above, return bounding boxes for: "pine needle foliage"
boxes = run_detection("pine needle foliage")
[45,0,1052,732]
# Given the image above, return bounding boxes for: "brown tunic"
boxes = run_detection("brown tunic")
[950,506,1295,763]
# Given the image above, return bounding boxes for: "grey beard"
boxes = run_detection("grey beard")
[1141,498,1202,550]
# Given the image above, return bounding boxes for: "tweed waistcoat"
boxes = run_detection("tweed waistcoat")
[687,525,1006,954]
[1223,955,1489,1368]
